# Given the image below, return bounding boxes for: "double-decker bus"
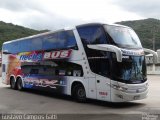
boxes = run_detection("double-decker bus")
[2,23,158,102]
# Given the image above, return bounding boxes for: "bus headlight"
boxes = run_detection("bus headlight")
[112,84,128,92]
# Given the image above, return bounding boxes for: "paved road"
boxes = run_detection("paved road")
[0,75,160,120]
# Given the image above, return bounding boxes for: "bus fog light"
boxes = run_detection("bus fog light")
[134,95,140,100]
[116,94,123,99]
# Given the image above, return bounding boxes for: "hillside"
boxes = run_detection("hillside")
[0,21,48,49]
[116,18,160,50]
[0,19,160,50]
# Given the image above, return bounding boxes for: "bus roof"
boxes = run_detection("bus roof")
[76,22,130,28]
[3,29,64,45]
[3,23,130,45]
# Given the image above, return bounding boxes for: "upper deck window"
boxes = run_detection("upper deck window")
[3,30,78,54]
[77,25,108,45]
[41,30,78,50]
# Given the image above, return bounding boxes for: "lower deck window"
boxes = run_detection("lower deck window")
[21,61,83,77]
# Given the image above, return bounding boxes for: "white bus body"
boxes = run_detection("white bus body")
[2,23,157,102]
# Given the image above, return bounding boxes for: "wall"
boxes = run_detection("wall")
[146,49,160,74]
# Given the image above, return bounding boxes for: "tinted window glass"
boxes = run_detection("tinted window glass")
[54,61,83,76]
[3,30,78,54]
[111,55,147,84]
[43,32,65,50]
[77,25,108,45]
[30,37,43,51]
[4,40,30,54]
[65,30,78,49]
[88,50,110,77]
[3,44,9,53]
[57,31,67,49]
[19,40,31,52]
[14,42,20,53]
[43,31,77,50]
[21,61,83,77]
[43,33,58,50]
[104,25,142,48]
[77,25,110,77]
[3,42,19,54]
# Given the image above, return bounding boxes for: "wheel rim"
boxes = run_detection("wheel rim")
[11,79,15,88]
[18,79,22,90]
[77,88,85,98]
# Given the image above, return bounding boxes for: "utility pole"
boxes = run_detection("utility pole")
[152,27,155,51]
[152,26,158,51]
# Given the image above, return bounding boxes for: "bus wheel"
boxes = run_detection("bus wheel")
[72,84,86,102]
[16,78,23,91]
[10,77,16,89]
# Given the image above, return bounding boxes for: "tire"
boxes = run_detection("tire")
[16,78,23,91]
[72,84,86,102]
[10,77,16,89]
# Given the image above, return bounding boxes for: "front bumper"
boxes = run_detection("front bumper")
[111,87,148,102]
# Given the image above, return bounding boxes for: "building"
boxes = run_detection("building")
[145,49,160,74]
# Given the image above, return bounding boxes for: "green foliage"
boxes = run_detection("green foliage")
[1,19,160,51]
[0,21,49,49]
[116,18,160,50]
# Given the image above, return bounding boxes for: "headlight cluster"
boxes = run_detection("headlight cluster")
[112,84,128,92]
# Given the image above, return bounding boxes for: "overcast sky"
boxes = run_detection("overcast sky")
[0,0,159,30]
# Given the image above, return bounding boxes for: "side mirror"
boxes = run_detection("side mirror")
[143,48,158,64]
[87,44,122,62]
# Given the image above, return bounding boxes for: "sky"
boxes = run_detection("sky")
[0,0,159,30]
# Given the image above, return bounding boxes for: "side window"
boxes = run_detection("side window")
[3,43,13,54]
[54,61,83,77]
[3,44,9,53]
[21,61,83,77]
[30,37,43,51]
[88,51,110,77]
[43,32,58,50]
[77,25,109,58]
[9,42,19,54]
[19,40,31,52]
[65,30,78,50]
[43,31,78,50]
[57,31,66,49]
[77,25,107,45]
[77,25,110,77]
[3,40,30,54]
[30,69,39,74]
[43,32,66,50]
[14,42,19,53]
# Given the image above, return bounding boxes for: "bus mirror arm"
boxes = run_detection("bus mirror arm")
[87,44,122,62]
[143,48,158,64]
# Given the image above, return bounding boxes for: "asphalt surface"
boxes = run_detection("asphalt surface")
[0,75,160,120]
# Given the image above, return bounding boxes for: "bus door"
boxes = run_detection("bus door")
[2,64,7,83]
[96,75,111,101]
[2,53,8,84]
[88,77,97,99]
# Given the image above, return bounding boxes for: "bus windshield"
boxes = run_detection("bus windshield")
[111,55,147,84]
[104,25,142,49]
